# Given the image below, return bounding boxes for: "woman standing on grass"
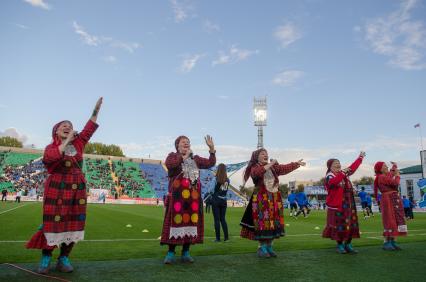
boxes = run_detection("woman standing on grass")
[322,152,365,254]
[212,163,229,242]
[26,97,103,274]
[240,148,305,258]
[160,135,216,264]
[374,161,407,250]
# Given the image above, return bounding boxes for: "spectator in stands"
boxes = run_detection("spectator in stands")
[212,163,229,242]
[1,188,7,201]
[26,97,103,274]
[240,148,305,258]
[15,188,22,203]
[161,135,216,264]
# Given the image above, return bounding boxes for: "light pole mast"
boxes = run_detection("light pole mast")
[253,97,267,149]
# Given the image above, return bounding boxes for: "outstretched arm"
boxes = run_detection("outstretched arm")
[274,159,305,176]
[343,152,365,176]
[78,97,102,145]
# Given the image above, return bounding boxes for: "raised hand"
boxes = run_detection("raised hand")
[297,159,306,166]
[359,151,366,158]
[91,97,103,123]
[205,135,215,152]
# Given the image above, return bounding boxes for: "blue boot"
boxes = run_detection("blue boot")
[266,244,277,258]
[181,250,194,263]
[336,243,347,254]
[37,255,51,274]
[56,256,73,273]
[390,240,402,251]
[345,243,358,254]
[382,241,395,251]
[257,245,271,258]
[164,251,175,264]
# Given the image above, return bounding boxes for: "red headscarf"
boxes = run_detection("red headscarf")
[243,148,267,183]
[373,161,385,199]
[51,120,73,145]
[326,158,338,174]
[174,135,189,152]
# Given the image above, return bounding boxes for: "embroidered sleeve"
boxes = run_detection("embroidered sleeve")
[165,152,183,170]
[274,162,300,176]
[250,164,266,178]
[194,153,216,169]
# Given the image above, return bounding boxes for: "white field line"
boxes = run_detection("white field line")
[0,203,33,215]
[1,230,426,243]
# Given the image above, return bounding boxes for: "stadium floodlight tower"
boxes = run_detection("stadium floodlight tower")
[253,97,267,149]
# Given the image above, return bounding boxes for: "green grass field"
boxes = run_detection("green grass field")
[1,202,425,281]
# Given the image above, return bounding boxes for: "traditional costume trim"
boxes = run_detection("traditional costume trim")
[169,226,198,239]
[45,231,85,247]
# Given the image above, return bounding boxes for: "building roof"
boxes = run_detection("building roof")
[400,165,422,174]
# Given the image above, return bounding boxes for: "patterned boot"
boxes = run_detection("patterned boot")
[37,255,51,274]
[164,251,176,264]
[56,256,74,273]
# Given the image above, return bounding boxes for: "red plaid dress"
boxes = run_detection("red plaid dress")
[160,152,216,245]
[26,120,98,249]
[240,162,300,241]
[322,157,362,242]
[377,174,407,237]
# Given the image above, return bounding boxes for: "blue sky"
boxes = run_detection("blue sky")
[1,0,426,184]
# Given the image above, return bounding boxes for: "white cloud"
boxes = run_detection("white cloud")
[217,95,229,100]
[102,56,117,63]
[171,0,194,23]
[24,0,50,10]
[361,0,426,70]
[72,21,100,46]
[274,22,302,48]
[0,128,29,144]
[204,20,220,32]
[179,53,204,73]
[272,70,304,86]
[212,45,259,66]
[72,21,141,53]
[11,23,29,29]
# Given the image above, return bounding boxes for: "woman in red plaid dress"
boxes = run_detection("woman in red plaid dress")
[26,97,103,274]
[240,148,305,258]
[322,152,365,254]
[161,135,216,264]
[374,161,407,251]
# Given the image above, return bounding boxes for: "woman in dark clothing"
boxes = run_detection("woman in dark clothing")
[212,163,229,242]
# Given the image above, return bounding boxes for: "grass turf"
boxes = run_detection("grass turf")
[0,202,425,281]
